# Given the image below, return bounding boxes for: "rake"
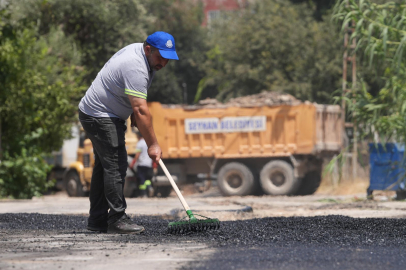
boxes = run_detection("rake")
[159,159,220,234]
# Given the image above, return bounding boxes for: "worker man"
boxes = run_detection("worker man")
[78,31,179,234]
[129,131,153,198]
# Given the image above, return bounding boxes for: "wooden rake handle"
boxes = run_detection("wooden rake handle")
[158,159,191,212]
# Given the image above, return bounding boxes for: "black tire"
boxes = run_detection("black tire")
[396,190,406,200]
[155,186,172,198]
[367,188,374,200]
[259,160,299,195]
[217,162,255,196]
[64,171,86,197]
[295,171,322,195]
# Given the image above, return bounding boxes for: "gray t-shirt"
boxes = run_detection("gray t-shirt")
[135,138,152,168]
[79,43,155,120]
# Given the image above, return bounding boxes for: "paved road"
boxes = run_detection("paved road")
[194,245,405,270]
[1,191,406,219]
[0,213,405,270]
[0,195,249,216]
[1,192,405,269]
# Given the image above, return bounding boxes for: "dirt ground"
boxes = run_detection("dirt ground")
[1,180,405,270]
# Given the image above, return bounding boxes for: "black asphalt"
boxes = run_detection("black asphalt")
[1,213,405,269]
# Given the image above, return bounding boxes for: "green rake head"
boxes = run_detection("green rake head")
[168,210,220,234]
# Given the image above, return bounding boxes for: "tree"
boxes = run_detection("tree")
[334,0,406,143]
[10,0,208,105]
[0,7,85,198]
[0,0,208,198]
[196,0,343,104]
[290,0,337,20]
[144,0,208,104]
[9,0,151,85]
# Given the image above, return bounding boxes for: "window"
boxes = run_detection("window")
[207,10,221,26]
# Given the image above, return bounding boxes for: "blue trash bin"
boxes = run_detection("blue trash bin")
[368,143,406,199]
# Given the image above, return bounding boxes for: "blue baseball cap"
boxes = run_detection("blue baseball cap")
[146,31,179,60]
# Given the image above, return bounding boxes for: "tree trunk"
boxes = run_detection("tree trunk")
[0,116,2,161]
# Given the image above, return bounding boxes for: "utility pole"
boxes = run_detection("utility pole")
[342,5,357,181]
[342,22,348,142]
[0,116,2,162]
[351,36,358,181]
[182,82,187,104]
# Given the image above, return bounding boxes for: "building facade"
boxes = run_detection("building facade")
[200,0,248,26]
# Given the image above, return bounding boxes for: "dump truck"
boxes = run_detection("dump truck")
[54,92,342,197]
[148,100,342,196]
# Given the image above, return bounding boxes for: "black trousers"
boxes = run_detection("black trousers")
[137,166,152,187]
[79,110,127,226]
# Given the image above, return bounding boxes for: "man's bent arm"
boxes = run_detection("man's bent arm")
[128,95,161,162]
[129,152,141,169]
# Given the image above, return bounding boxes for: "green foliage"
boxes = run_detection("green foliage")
[290,0,337,20]
[9,0,151,84]
[144,0,208,104]
[10,0,207,105]
[0,7,85,198]
[334,0,406,143]
[0,0,364,198]
[0,130,54,199]
[198,0,342,103]
[9,0,341,105]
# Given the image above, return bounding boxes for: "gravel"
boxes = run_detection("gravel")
[1,213,405,248]
[163,91,303,109]
[1,213,405,269]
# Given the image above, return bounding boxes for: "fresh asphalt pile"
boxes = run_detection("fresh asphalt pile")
[0,213,405,248]
[1,213,406,269]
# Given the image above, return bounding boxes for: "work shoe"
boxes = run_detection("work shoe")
[87,224,108,233]
[107,214,145,234]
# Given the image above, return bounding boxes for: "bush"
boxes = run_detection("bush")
[0,7,85,198]
[0,131,54,199]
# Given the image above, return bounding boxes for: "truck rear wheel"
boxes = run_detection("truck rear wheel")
[259,160,299,195]
[217,162,255,196]
[64,171,86,197]
[295,171,322,195]
[155,186,172,198]
[396,190,406,200]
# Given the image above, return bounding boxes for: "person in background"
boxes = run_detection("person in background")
[129,131,153,198]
